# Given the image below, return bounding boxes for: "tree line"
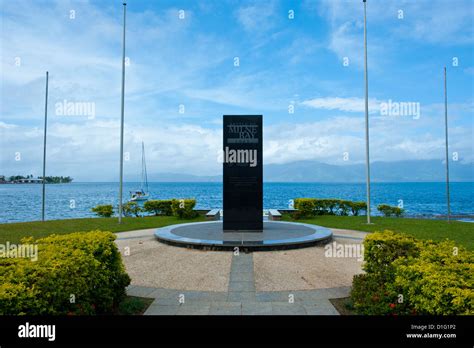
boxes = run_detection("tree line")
[2,175,73,183]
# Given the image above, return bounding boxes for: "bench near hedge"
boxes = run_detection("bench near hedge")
[206,209,221,221]
[268,209,282,221]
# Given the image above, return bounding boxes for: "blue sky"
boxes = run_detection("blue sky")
[1,0,473,181]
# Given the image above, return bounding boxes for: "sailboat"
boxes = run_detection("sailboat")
[130,142,150,202]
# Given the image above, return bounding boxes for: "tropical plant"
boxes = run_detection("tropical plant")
[122,202,142,217]
[91,204,114,218]
[143,200,173,216]
[377,204,404,217]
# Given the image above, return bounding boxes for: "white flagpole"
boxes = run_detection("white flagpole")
[444,67,451,222]
[41,71,49,221]
[363,0,372,224]
[118,3,127,223]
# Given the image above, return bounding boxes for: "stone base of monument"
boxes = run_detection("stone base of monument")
[154,221,332,251]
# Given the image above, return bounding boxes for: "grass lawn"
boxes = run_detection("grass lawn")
[283,215,474,250]
[1,214,472,250]
[329,297,356,316]
[0,215,205,244]
[115,296,153,315]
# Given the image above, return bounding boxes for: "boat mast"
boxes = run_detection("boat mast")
[142,142,148,193]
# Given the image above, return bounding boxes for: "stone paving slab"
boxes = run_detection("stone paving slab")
[138,252,345,316]
[115,228,156,240]
[228,281,255,292]
[307,299,341,314]
[126,285,158,298]
[271,303,307,315]
[209,302,242,315]
[147,288,181,299]
[331,228,369,240]
[255,291,292,302]
[227,291,256,302]
[241,302,273,315]
[176,304,211,315]
[229,272,254,282]
[144,303,179,315]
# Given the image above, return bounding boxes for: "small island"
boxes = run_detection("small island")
[0,175,73,184]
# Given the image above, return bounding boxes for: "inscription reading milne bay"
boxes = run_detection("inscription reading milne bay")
[223,115,263,231]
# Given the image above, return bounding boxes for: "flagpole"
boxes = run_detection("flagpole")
[41,71,49,221]
[444,67,451,222]
[363,0,372,224]
[118,3,127,224]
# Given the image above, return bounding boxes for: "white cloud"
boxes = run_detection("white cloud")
[0,118,223,180]
[319,0,474,69]
[331,0,473,44]
[264,117,365,164]
[1,0,472,181]
[0,122,17,129]
[2,107,472,181]
[236,2,277,33]
[393,1,474,45]
[328,21,364,68]
[300,97,381,113]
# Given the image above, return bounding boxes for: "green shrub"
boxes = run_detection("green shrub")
[338,200,352,216]
[363,230,420,278]
[377,204,404,217]
[390,240,474,315]
[91,204,114,218]
[293,198,317,219]
[293,198,368,217]
[0,231,130,315]
[351,231,474,315]
[171,199,197,219]
[143,200,173,216]
[312,199,327,215]
[351,274,407,315]
[326,199,339,215]
[122,202,142,217]
[349,201,367,216]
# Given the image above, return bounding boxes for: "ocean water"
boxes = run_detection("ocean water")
[0,182,472,223]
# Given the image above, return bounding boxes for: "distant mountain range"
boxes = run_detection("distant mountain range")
[147,159,473,183]
[263,160,473,182]
[147,173,221,182]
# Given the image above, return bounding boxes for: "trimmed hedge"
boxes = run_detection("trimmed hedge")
[351,231,473,315]
[293,198,367,219]
[363,230,419,279]
[122,201,142,217]
[171,199,198,219]
[377,204,404,217]
[91,204,114,218]
[293,198,316,219]
[143,200,173,216]
[0,231,130,315]
[142,199,198,219]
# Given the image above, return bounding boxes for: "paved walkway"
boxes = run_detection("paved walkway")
[131,252,348,315]
[117,227,365,315]
[115,226,368,241]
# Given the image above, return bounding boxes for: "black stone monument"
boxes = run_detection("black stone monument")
[223,115,263,231]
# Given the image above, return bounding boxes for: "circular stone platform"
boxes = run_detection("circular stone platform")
[154,221,332,251]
